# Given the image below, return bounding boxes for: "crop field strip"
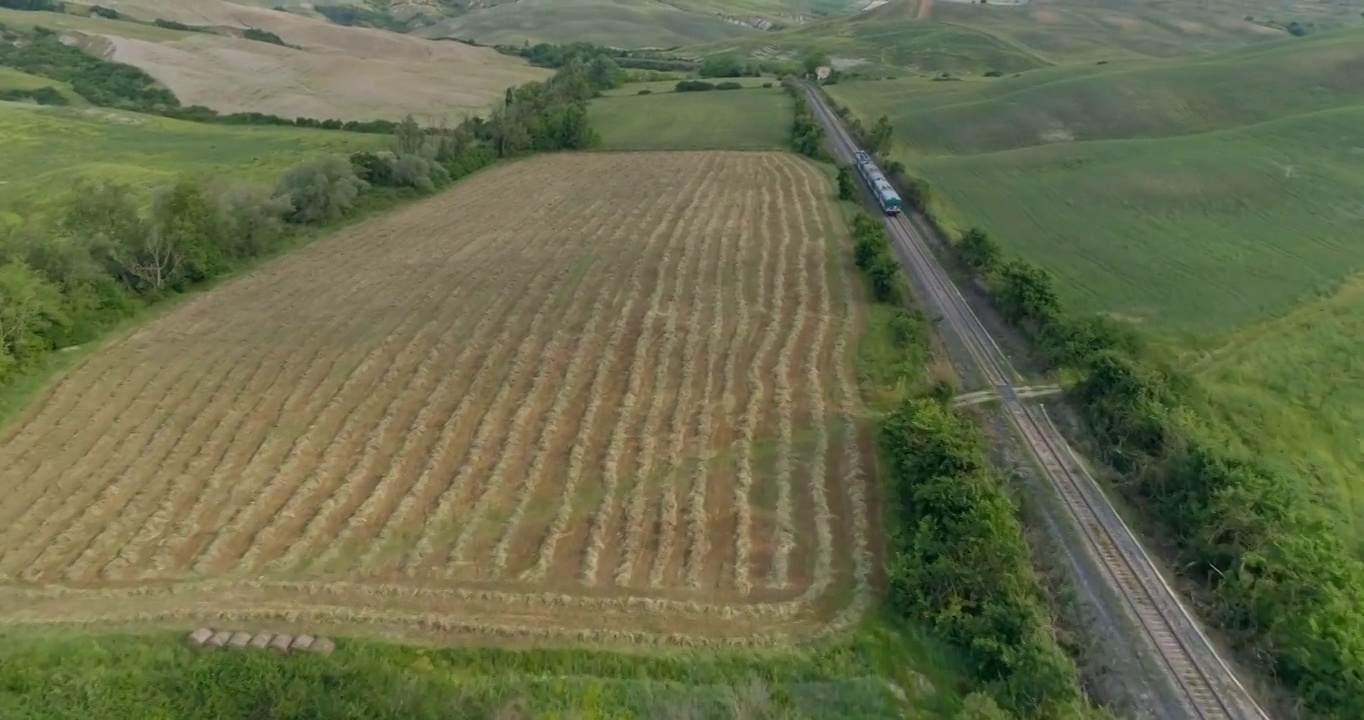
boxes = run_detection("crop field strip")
[802,82,1271,719]
[0,151,875,644]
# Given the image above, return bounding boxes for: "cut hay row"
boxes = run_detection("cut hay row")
[0,151,875,642]
[611,157,727,588]
[767,157,807,591]
[487,210,647,579]
[799,174,836,599]
[579,162,718,586]
[644,166,732,590]
[683,177,757,591]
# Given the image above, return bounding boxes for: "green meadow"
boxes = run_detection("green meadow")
[0,102,383,213]
[590,84,793,151]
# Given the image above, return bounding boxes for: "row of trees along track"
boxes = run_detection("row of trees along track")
[821,82,1364,720]
[830,182,1099,718]
[0,59,616,391]
[794,80,1273,720]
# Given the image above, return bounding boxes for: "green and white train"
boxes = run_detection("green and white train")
[853,150,902,216]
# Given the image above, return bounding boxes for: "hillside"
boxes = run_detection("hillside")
[826,26,1364,332]
[0,2,547,122]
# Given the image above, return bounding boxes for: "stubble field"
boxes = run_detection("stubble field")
[0,150,876,647]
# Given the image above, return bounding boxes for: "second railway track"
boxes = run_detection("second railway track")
[801,82,1269,720]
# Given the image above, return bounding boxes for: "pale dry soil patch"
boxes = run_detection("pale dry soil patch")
[73,0,547,121]
[0,151,876,647]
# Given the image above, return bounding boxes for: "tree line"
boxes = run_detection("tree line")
[780,78,825,160]
[0,60,613,389]
[494,41,700,73]
[0,23,395,133]
[822,94,1364,716]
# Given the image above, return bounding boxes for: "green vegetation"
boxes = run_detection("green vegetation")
[0,104,382,210]
[589,84,791,150]
[0,623,967,719]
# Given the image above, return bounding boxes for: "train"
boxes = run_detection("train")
[853,150,903,216]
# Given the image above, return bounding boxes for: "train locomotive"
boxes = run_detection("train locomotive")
[853,151,903,216]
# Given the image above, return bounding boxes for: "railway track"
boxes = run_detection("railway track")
[800,82,1270,720]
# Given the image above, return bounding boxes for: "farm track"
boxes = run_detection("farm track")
[801,83,1269,719]
[0,151,875,645]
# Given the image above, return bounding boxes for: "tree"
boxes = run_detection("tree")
[958,227,1001,274]
[0,261,68,364]
[801,50,830,77]
[870,115,893,155]
[394,114,423,156]
[274,156,369,225]
[836,166,855,200]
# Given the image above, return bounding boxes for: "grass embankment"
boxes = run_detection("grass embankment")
[820,64,1364,714]
[0,624,966,720]
[590,83,792,150]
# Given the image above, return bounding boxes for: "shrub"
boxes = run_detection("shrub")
[273,156,369,226]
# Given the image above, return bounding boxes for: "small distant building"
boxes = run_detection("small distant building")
[815,65,832,81]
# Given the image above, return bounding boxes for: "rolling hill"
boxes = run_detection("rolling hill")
[0,2,548,122]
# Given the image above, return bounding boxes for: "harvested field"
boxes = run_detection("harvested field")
[0,151,875,647]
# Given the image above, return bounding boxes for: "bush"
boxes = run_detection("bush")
[273,156,369,226]
[714,81,743,90]
[636,88,652,95]
[881,399,1085,718]
[674,80,715,92]
[0,86,68,105]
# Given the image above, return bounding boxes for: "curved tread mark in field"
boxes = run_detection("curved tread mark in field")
[579,158,715,586]
[519,159,713,584]
[610,159,720,588]
[638,163,729,590]
[400,195,611,578]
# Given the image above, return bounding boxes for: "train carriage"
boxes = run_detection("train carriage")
[852,151,902,216]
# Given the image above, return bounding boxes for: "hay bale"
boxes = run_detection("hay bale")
[290,634,314,651]
[206,630,232,648]
[249,632,273,649]
[268,634,293,653]
[187,627,214,647]
[228,632,252,649]
[307,637,335,656]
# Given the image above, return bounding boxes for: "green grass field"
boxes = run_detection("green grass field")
[1196,276,1364,556]
[426,0,754,48]
[590,84,793,150]
[826,27,1364,334]
[0,102,383,213]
